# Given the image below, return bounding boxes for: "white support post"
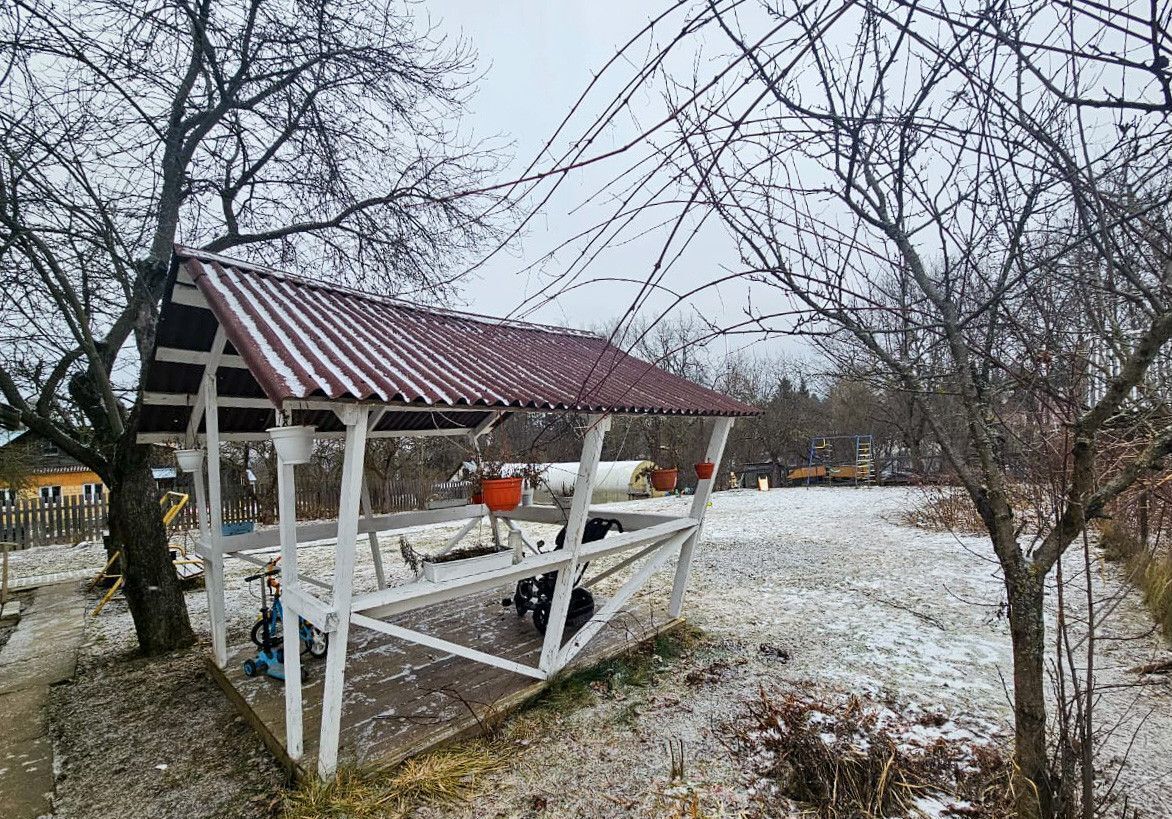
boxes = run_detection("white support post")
[276,456,304,760]
[203,375,229,668]
[360,476,385,589]
[538,414,609,674]
[186,328,227,446]
[317,406,370,780]
[669,417,734,618]
[559,529,690,666]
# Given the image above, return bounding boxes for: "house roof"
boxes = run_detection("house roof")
[138,247,759,440]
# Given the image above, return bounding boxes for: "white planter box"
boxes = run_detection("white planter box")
[422,549,513,583]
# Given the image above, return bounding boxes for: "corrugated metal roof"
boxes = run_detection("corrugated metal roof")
[141,247,758,433]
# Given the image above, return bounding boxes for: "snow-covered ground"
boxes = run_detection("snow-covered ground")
[11,486,1172,817]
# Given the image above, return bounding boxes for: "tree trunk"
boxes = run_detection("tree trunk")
[1007,571,1053,819]
[108,437,195,654]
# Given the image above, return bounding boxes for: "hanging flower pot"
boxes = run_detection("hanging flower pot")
[175,448,204,474]
[267,425,315,465]
[694,460,716,480]
[480,477,523,512]
[650,468,678,492]
[471,492,484,505]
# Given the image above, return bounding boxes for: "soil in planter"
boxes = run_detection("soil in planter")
[426,544,508,565]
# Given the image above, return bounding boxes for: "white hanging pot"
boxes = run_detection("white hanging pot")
[267,425,315,465]
[175,448,205,474]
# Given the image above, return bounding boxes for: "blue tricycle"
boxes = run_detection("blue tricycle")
[243,561,329,681]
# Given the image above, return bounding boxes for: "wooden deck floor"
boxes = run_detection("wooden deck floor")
[207,584,677,777]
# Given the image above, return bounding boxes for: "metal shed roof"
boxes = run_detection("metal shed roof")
[137,247,758,441]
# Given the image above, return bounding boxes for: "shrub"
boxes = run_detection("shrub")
[722,689,1013,819]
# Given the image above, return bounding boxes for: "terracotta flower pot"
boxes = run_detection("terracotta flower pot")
[471,492,484,505]
[694,460,716,480]
[650,468,678,492]
[480,477,523,512]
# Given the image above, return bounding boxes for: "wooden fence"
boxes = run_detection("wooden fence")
[0,495,110,549]
[0,479,475,549]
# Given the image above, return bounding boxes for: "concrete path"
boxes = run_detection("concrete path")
[0,582,87,819]
[10,570,93,593]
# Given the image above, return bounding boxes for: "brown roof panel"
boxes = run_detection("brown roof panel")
[159,247,759,420]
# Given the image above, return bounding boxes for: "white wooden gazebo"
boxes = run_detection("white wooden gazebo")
[138,247,759,778]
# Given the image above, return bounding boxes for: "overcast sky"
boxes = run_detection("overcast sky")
[435,2,800,364]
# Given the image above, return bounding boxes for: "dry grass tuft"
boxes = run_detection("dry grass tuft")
[903,485,988,534]
[283,743,505,819]
[723,689,1013,819]
[1098,520,1172,640]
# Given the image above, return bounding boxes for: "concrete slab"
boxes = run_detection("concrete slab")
[0,601,21,620]
[0,582,87,818]
[0,735,54,819]
[9,570,92,592]
[0,688,48,743]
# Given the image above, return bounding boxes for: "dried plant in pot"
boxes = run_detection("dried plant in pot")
[473,459,523,512]
[694,460,716,480]
[400,536,511,583]
[517,462,546,506]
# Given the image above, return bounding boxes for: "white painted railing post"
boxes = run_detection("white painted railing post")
[203,375,229,668]
[669,417,733,618]
[317,406,370,780]
[275,455,304,761]
[539,414,609,674]
[360,475,385,589]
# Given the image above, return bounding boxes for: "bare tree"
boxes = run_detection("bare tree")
[0,0,503,653]
[509,2,1172,816]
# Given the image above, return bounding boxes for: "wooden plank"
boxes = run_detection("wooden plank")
[219,504,487,553]
[209,587,681,782]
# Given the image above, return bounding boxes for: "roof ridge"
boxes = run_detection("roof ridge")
[174,245,601,339]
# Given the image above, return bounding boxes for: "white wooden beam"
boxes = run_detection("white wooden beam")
[505,505,678,531]
[539,414,609,674]
[317,407,369,781]
[351,517,696,620]
[170,283,211,310]
[669,417,734,618]
[558,529,688,667]
[203,376,228,668]
[138,427,475,443]
[154,346,249,370]
[360,475,385,589]
[231,551,330,590]
[350,614,545,680]
[282,584,339,633]
[580,541,661,589]
[471,410,502,438]
[433,515,482,557]
[499,517,541,555]
[216,504,487,554]
[185,329,227,446]
[275,456,305,761]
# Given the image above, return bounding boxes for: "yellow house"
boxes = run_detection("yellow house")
[0,430,106,505]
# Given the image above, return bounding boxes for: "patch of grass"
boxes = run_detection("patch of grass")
[1098,520,1172,640]
[283,742,505,819]
[723,689,1014,819]
[523,624,704,718]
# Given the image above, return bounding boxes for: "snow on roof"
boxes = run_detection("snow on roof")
[151,247,759,422]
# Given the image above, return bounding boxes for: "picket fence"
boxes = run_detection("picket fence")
[0,479,474,549]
